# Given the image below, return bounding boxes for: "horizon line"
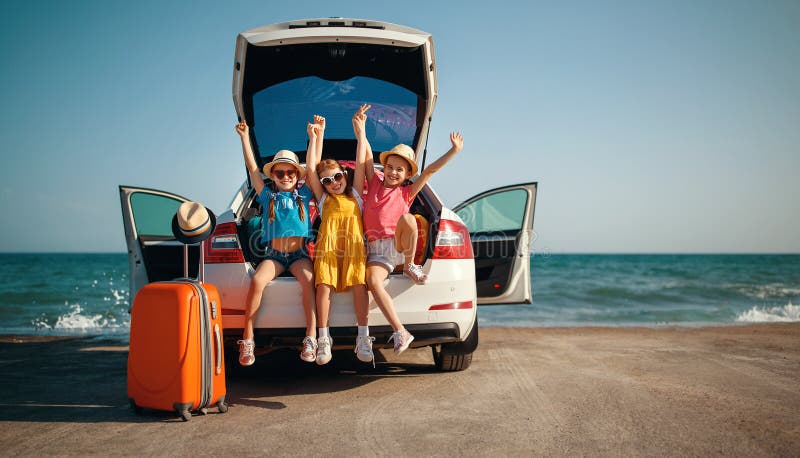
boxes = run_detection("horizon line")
[0,251,798,256]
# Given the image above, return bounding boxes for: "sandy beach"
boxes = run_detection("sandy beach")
[1,324,798,456]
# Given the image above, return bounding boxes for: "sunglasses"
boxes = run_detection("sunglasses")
[320,171,345,186]
[272,169,298,179]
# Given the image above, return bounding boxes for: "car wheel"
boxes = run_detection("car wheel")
[432,345,473,371]
[432,318,478,371]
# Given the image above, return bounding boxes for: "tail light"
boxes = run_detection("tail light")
[204,222,245,264]
[432,219,473,260]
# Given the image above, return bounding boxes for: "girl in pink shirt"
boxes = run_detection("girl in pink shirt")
[356,104,464,355]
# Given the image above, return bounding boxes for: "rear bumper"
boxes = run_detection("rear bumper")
[223,322,463,351]
[211,258,478,342]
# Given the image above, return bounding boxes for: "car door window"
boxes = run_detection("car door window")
[129,192,183,237]
[456,189,527,233]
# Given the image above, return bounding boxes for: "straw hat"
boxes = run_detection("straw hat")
[262,150,306,179]
[379,144,418,176]
[171,201,217,244]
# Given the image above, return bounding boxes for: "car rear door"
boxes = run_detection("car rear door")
[453,182,537,305]
[119,186,199,298]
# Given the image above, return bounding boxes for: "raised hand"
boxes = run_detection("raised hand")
[352,104,371,136]
[235,121,249,138]
[307,121,317,139]
[313,114,326,132]
[450,131,464,151]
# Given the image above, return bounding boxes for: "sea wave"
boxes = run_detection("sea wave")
[732,283,800,300]
[735,303,800,323]
[31,303,130,334]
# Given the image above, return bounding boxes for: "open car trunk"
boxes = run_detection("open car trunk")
[232,18,437,174]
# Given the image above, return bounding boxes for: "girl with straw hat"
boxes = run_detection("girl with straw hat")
[358,104,464,356]
[234,122,317,366]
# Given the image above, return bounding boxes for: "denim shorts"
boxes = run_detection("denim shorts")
[263,246,310,271]
[366,238,405,272]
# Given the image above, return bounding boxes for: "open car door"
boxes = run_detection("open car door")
[119,186,199,299]
[453,182,537,305]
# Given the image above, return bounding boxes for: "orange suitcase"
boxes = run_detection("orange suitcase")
[127,245,227,421]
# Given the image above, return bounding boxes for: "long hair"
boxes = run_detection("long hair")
[265,179,306,223]
[316,159,354,196]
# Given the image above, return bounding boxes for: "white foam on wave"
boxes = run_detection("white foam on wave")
[735,283,800,300]
[32,303,130,332]
[735,302,800,323]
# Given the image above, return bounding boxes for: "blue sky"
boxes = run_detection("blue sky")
[1,0,798,253]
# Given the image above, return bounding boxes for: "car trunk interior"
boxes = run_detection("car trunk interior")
[239,42,429,167]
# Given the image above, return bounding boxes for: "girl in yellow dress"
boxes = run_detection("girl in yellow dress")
[304,110,371,365]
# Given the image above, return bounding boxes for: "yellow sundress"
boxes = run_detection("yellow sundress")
[314,191,366,291]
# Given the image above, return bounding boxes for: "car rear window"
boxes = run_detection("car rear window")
[251,76,418,159]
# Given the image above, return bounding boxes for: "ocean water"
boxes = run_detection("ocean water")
[0,253,131,338]
[0,254,797,340]
[479,254,799,327]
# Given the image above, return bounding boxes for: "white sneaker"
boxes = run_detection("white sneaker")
[300,336,317,363]
[355,335,375,365]
[316,336,333,365]
[403,263,428,284]
[388,329,414,355]
[237,339,255,366]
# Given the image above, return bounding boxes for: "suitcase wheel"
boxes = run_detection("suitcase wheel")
[129,399,143,415]
[217,401,229,413]
[178,409,192,422]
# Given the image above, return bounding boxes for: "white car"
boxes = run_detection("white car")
[119,18,537,371]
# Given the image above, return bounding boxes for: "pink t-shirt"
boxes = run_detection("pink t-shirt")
[363,172,413,242]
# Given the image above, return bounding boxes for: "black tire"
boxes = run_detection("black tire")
[217,401,229,413]
[179,409,192,422]
[432,345,473,371]
[432,319,478,371]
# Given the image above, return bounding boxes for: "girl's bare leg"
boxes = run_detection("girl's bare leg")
[352,284,369,326]
[243,260,283,341]
[289,259,317,337]
[394,214,418,265]
[315,283,333,329]
[365,263,404,331]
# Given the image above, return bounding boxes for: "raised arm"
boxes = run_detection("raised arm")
[409,131,464,199]
[236,121,264,196]
[353,104,375,182]
[304,120,324,201]
[313,114,325,159]
[364,141,375,182]
[352,104,371,194]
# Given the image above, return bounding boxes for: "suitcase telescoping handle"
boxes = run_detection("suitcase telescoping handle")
[174,201,212,284]
[198,240,205,284]
[181,242,205,284]
[183,244,189,279]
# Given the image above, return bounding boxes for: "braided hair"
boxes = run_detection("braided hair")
[265,181,306,223]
